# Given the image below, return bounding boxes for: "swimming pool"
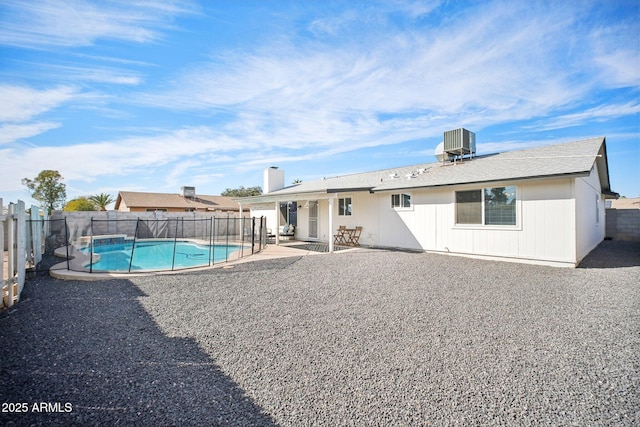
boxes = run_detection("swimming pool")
[84,240,244,272]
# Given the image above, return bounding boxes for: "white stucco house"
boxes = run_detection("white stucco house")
[238,132,617,267]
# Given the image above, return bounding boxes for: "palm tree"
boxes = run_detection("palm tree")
[89,193,115,211]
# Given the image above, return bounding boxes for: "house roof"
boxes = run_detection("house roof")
[239,136,616,203]
[609,197,640,209]
[115,191,242,211]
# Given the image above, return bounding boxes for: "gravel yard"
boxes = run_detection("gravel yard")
[1,241,639,426]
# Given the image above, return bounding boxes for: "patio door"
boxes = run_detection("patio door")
[308,200,318,239]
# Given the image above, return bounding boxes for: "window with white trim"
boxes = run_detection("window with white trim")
[338,197,352,216]
[455,186,517,225]
[391,193,411,209]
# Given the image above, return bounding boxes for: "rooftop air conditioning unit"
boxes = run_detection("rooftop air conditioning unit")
[443,128,476,157]
[181,186,196,199]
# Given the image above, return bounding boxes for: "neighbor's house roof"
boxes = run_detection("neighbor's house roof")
[115,191,242,212]
[240,137,616,203]
[609,197,640,209]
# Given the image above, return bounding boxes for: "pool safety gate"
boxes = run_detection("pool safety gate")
[43,215,268,274]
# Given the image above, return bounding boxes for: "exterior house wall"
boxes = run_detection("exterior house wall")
[251,204,278,233]
[296,201,310,238]
[516,179,576,263]
[413,179,576,264]
[575,165,606,261]
[368,179,578,265]
[252,173,609,266]
[284,178,581,265]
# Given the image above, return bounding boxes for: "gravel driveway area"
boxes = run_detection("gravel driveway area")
[1,241,639,426]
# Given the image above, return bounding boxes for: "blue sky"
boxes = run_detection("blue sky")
[1,0,639,209]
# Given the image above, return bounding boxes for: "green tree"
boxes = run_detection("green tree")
[63,197,98,211]
[221,186,262,197]
[22,170,66,214]
[89,193,114,211]
[292,179,302,184]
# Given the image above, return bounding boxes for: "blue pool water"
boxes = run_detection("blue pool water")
[84,240,244,272]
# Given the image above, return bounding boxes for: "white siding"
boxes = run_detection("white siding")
[575,165,605,262]
[376,179,578,264]
[250,204,278,233]
[252,171,606,266]
[516,179,576,263]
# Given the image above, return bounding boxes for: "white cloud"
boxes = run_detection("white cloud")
[2,1,637,200]
[0,0,198,48]
[528,102,640,131]
[590,23,640,89]
[0,126,257,192]
[594,49,640,89]
[39,64,143,85]
[0,85,76,122]
[138,1,605,156]
[0,122,60,144]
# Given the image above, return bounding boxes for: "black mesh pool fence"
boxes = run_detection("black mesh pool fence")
[35,215,267,274]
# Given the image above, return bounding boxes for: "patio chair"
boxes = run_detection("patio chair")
[334,225,347,245]
[349,226,362,246]
[279,224,296,240]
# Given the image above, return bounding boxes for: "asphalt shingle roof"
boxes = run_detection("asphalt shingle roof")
[256,137,610,198]
[116,191,240,211]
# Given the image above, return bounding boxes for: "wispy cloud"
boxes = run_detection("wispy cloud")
[0,0,198,48]
[590,23,640,89]
[528,102,640,131]
[39,63,143,85]
[0,122,60,145]
[0,126,254,190]
[1,1,637,201]
[0,85,76,122]
[138,1,612,157]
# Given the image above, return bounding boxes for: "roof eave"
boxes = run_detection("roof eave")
[326,187,375,193]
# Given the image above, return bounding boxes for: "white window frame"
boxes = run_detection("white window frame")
[391,193,413,210]
[454,186,519,229]
[338,196,352,216]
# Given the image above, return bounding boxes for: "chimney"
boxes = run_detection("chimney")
[263,167,285,194]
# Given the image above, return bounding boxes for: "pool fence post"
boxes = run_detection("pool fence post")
[171,218,180,271]
[89,217,94,273]
[208,217,213,267]
[212,217,217,264]
[64,218,70,271]
[251,217,256,254]
[225,213,230,262]
[129,219,140,273]
[238,212,244,258]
